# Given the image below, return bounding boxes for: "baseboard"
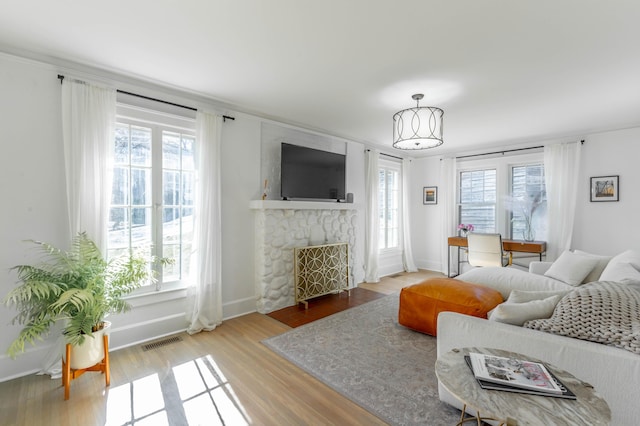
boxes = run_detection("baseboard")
[0,347,49,382]
[378,264,405,277]
[109,313,188,350]
[0,294,262,382]
[414,259,445,274]
[222,296,257,320]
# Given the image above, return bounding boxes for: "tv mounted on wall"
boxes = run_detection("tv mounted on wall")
[280,143,346,201]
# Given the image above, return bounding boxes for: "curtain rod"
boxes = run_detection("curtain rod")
[381,152,403,160]
[456,140,585,160]
[57,74,235,122]
[365,149,403,160]
[456,145,543,159]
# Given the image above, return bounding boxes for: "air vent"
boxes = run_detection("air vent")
[141,335,183,351]
[388,273,403,278]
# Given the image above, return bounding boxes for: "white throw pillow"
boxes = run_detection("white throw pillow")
[544,251,599,286]
[507,289,571,304]
[489,295,562,326]
[573,250,612,283]
[600,250,640,283]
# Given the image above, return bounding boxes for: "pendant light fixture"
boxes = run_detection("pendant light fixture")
[392,93,444,150]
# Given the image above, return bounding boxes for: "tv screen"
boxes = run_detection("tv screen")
[281,143,346,201]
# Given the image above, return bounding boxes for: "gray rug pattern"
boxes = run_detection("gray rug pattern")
[263,294,461,425]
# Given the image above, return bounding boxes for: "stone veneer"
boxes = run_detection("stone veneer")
[250,201,358,313]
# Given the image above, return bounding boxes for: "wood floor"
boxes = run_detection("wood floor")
[0,269,443,426]
[267,287,386,327]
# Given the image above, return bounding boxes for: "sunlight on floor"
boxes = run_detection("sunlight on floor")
[105,355,250,425]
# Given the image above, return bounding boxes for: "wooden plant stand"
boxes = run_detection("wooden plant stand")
[61,334,110,400]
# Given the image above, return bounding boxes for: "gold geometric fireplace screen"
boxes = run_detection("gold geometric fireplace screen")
[294,242,350,309]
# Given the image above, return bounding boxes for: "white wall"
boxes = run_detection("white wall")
[345,142,366,285]
[258,121,366,285]
[0,54,200,380]
[219,113,262,318]
[409,157,444,272]
[0,54,70,380]
[0,52,368,381]
[410,133,640,273]
[573,129,640,254]
[3,47,637,381]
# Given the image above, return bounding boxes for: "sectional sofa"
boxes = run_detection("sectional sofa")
[436,249,640,426]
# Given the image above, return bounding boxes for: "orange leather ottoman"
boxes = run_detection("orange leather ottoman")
[398,277,503,336]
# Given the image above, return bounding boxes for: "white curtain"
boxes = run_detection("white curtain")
[440,158,457,275]
[61,79,116,253]
[187,111,223,334]
[41,79,116,378]
[401,159,417,272]
[364,149,380,282]
[544,142,582,260]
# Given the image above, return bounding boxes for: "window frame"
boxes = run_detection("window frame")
[378,158,402,254]
[111,103,196,294]
[456,152,545,239]
[458,168,498,234]
[509,162,547,241]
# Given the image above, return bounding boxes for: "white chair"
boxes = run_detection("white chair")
[466,232,512,267]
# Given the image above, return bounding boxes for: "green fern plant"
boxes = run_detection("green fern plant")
[3,232,155,358]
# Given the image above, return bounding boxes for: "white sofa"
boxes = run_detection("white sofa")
[436,249,640,426]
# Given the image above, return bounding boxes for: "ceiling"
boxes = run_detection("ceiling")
[2,1,640,157]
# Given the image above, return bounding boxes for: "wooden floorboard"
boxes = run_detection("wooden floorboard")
[0,269,444,426]
[267,287,386,327]
[359,269,444,294]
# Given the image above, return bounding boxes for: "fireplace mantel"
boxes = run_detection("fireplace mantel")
[250,200,359,313]
[249,200,359,210]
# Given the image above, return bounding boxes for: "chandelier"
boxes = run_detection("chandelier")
[392,93,444,150]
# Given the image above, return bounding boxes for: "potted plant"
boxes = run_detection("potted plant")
[3,232,156,369]
[505,190,545,242]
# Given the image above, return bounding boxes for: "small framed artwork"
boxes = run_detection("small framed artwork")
[423,186,438,205]
[590,175,619,202]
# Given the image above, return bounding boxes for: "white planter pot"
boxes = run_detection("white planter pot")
[66,321,111,370]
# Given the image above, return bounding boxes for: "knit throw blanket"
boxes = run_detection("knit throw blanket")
[524,281,640,355]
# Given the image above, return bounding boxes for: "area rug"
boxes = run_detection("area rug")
[262,294,461,425]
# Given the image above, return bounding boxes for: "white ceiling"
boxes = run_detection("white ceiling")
[2,1,640,157]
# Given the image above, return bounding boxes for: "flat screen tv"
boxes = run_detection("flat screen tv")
[280,143,346,201]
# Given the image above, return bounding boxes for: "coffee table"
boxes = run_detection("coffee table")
[435,347,610,426]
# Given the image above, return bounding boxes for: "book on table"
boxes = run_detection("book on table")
[465,352,576,400]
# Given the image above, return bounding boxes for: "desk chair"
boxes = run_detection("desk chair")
[467,232,512,267]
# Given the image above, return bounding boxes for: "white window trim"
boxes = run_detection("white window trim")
[114,102,196,296]
[457,152,544,238]
[379,157,403,254]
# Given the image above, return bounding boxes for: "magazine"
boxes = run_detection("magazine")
[464,356,576,399]
[468,352,564,395]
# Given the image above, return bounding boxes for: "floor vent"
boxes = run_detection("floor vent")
[141,335,183,351]
[388,273,403,278]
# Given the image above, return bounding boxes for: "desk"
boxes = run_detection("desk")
[448,237,546,277]
[435,347,610,426]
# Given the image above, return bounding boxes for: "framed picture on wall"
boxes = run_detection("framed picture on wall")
[423,186,438,205]
[590,175,619,202]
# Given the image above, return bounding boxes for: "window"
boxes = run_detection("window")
[510,164,546,241]
[108,104,196,291]
[457,153,547,241]
[459,169,497,233]
[378,160,400,250]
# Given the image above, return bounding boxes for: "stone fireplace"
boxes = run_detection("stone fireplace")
[250,200,359,313]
